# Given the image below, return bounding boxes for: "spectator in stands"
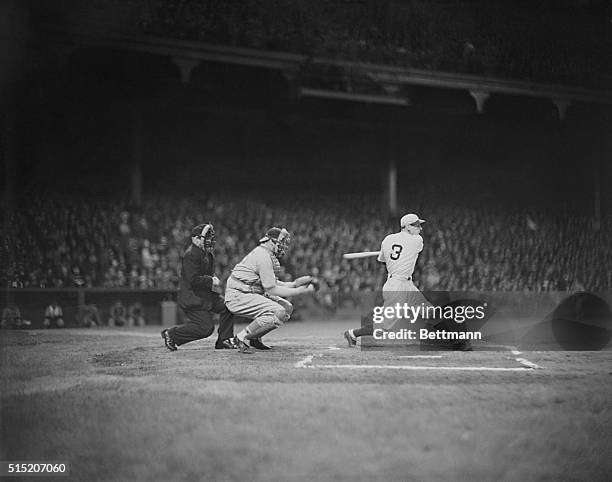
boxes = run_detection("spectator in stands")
[43,301,65,328]
[108,301,128,327]
[128,301,146,327]
[72,267,85,287]
[80,303,102,328]
[1,303,31,329]
[119,211,131,236]
[141,239,154,270]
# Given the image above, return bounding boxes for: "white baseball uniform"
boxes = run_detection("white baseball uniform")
[377,231,430,329]
[225,245,292,322]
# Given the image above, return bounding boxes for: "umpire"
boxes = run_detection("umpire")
[161,223,236,351]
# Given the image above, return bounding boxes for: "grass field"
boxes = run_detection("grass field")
[1,320,611,481]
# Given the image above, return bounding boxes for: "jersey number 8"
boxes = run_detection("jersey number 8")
[390,244,403,260]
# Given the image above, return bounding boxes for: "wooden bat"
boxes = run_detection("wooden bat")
[342,251,381,260]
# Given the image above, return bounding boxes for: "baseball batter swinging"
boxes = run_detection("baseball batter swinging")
[344,213,430,345]
[225,227,316,353]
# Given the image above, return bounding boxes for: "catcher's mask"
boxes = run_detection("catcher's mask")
[191,223,216,253]
[260,227,291,258]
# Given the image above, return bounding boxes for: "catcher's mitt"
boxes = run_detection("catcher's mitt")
[309,278,321,292]
[294,275,313,287]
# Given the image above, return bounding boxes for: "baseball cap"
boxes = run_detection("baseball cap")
[259,227,284,243]
[400,213,426,228]
[191,223,213,237]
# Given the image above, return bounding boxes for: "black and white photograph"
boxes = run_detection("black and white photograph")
[1,1,611,480]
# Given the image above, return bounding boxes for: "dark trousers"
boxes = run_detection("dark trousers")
[171,305,235,347]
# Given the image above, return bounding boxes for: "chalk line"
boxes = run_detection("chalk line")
[481,343,543,369]
[294,355,314,368]
[312,364,536,372]
[398,355,443,359]
[516,358,542,369]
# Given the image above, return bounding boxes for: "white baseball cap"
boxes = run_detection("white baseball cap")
[400,213,426,228]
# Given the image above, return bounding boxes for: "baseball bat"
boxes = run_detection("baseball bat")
[342,251,381,260]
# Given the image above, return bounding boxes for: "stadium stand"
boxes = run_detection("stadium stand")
[3,191,610,294]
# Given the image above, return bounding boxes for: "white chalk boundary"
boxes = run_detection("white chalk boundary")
[516,358,542,369]
[295,343,544,371]
[295,355,314,368]
[485,344,543,369]
[398,355,443,359]
[315,364,535,372]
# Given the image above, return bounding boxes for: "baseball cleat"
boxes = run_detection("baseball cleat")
[344,330,357,347]
[215,338,237,349]
[249,338,271,350]
[233,335,254,354]
[161,329,177,351]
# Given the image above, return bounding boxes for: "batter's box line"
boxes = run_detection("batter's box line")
[295,355,314,368]
[294,344,544,370]
[293,355,541,371]
[484,343,544,369]
[307,364,539,372]
[398,355,443,359]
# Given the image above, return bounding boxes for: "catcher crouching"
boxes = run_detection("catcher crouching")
[225,227,318,353]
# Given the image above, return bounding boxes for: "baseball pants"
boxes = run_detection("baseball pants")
[380,277,432,330]
[171,305,234,346]
[224,287,292,321]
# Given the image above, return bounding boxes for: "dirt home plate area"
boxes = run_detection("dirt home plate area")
[1,320,611,481]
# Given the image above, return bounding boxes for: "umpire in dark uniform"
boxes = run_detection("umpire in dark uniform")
[161,223,236,350]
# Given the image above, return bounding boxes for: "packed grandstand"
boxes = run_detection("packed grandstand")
[3,188,610,294]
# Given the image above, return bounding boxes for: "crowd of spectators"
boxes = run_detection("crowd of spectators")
[140,0,612,88]
[2,189,611,295]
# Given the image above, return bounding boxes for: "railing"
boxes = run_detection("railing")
[0,288,177,328]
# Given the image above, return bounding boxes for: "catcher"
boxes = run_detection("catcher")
[225,227,318,353]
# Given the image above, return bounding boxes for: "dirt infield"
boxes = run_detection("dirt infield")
[1,321,611,481]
